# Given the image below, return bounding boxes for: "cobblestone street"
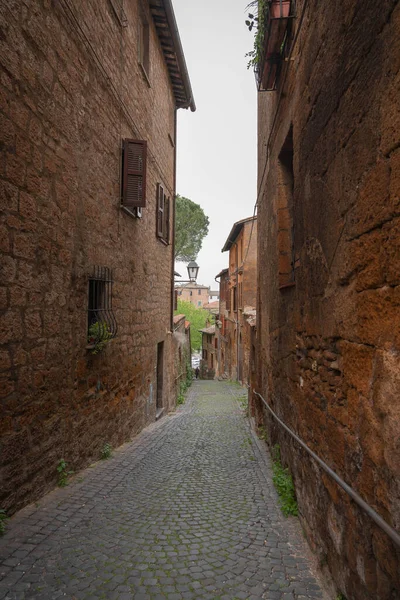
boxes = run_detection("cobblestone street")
[0,381,327,600]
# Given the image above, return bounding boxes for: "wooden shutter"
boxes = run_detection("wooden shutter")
[122,139,147,208]
[165,196,170,243]
[157,184,164,238]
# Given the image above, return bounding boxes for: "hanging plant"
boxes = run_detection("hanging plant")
[245,0,268,70]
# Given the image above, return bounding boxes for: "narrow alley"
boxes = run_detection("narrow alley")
[0,381,326,600]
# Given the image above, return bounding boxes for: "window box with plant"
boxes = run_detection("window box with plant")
[246,0,294,91]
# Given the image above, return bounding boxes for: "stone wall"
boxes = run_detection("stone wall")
[172,314,191,401]
[256,0,400,598]
[0,0,180,513]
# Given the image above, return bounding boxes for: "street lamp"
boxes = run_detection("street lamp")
[174,261,200,284]
[187,261,199,282]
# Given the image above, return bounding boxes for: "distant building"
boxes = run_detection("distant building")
[176,283,210,308]
[217,216,257,382]
[203,301,219,316]
[200,325,216,379]
[209,290,219,302]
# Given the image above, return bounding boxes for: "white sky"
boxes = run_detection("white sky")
[173,0,257,290]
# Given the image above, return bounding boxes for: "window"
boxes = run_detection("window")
[226,284,231,311]
[202,349,207,359]
[277,126,295,288]
[156,184,170,243]
[87,266,117,345]
[198,289,201,295]
[233,286,237,312]
[138,13,150,80]
[121,139,147,212]
[190,291,192,297]
[198,301,201,306]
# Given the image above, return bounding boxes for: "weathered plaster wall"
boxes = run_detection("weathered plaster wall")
[0,0,178,512]
[256,0,400,598]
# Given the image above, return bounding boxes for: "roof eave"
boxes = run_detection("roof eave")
[151,0,196,112]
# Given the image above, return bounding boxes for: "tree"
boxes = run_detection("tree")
[175,195,210,262]
[175,299,211,352]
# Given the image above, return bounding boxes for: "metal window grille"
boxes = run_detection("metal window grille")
[87,266,118,344]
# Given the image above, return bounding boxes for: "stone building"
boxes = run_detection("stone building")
[254,0,400,598]
[0,0,194,513]
[172,314,191,397]
[200,325,216,380]
[175,283,210,308]
[217,216,257,382]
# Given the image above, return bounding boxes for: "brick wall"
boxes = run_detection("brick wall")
[0,0,183,513]
[221,219,257,383]
[256,0,400,597]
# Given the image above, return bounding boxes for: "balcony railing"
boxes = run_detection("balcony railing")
[255,0,295,91]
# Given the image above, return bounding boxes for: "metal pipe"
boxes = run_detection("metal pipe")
[252,389,400,548]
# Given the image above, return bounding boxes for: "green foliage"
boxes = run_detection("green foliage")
[336,595,347,600]
[186,363,193,388]
[0,510,8,536]
[238,394,249,416]
[257,426,268,442]
[175,194,210,262]
[271,445,298,517]
[57,459,73,487]
[101,443,112,460]
[175,299,210,352]
[88,321,112,354]
[245,0,268,69]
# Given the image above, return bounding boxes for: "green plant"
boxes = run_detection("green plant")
[336,594,347,600]
[177,378,188,405]
[101,442,112,460]
[57,459,73,487]
[245,0,268,69]
[0,510,8,535]
[258,426,268,442]
[271,445,298,517]
[186,362,193,388]
[88,321,112,354]
[174,300,210,352]
[174,194,210,262]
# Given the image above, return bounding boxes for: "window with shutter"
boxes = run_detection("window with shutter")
[156,184,170,243]
[157,183,164,238]
[165,196,170,243]
[122,139,147,210]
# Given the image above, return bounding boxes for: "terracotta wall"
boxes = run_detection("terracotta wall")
[0,0,178,513]
[256,0,400,598]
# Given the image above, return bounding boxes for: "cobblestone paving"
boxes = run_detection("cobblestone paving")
[0,381,328,600]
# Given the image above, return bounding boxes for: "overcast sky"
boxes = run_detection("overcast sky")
[173,0,257,291]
